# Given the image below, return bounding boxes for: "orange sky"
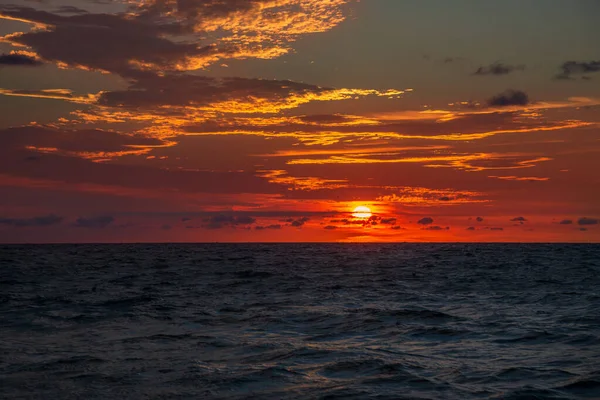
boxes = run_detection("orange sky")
[0,0,599,242]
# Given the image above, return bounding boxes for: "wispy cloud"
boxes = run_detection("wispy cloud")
[555,60,600,80]
[487,90,529,107]
[0,51,42,66]
[74,215,114,228]
[0,214,63,227]
[473,62,525,76]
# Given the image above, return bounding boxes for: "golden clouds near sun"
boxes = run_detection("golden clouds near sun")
[352,206,372,219]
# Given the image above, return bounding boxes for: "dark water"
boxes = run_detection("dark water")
[1,244,600,399]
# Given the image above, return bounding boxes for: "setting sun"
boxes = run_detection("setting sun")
[352,206,372,219]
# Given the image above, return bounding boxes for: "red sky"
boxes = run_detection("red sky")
[0,0,599,242]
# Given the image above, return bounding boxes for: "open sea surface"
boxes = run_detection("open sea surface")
[1,243,599,399]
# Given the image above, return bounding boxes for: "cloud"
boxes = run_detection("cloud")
[285,151,553,172]
[74,215,114,228]
[555,61,600,80]
[378,187,486,206]
[466,227,476,231]
[291,217,310,227]
[0,126,172,161]
[161,224,172,230]
[89,73,403,119]
[476,217,484,222]
[54,6,88,15]
[490,227,504,231]
[298,114,354,124]
[1,6,209,75]
[0,52,43,66]
[487,90,529,107]
[559,219,573,225]
[488,175,550,182]
[473,62,525,76]
[0,214,63,227]
[324,225,337,230]
[417,217,434,225]
[257,169,348,191]
[0,88,96,103]
[0,1,350,75]
[380,218,397,225]
[424,226,449,231]
[202,214,257,229]
[254,224,282,230]
[578,217,598,226]
[510,217,528,222]
[185,108,582,145]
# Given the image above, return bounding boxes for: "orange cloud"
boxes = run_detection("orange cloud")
[257,169,348,191]
[285,152,553,172]
[0,88,98,103]
[488,176,550,181]
[377,187,488,206]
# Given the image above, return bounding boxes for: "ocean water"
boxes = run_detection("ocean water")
[1,244,599,400]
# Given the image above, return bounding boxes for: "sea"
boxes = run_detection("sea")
[1,244,599,399]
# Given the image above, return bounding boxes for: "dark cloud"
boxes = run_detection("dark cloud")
[136,211,332,219]
[424,226,449,231]
[578,217,598,226]
[202,214,257,229]
[235,216,256,225]
[476,217,484,222]
[466,227,476,231]
[291,217,310,227]
[96,73,327,111]
[559,219,573,225]
[1,2,392,122]
[254,224,282,230]
[438,196,452,202]
[0,52,43,66]
[511,217,528,222]
[161,224,172,230]
[0,214,63,227]
[0,5,212,76]
[487,90,529,107]
[580,228,588,232]
[54,6,88,14]
[490,227,504,231]
[1,1,348,78]
[324,225,337,230]
[74,215,114,228]
[555,61,600,80]
[473,62,525,76]
[417,217,434,225]
[0,126,168,158]
[380,218,397,225]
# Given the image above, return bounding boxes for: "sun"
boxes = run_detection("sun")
[352,206,372,219]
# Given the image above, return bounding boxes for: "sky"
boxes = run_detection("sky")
[0,0,599,243]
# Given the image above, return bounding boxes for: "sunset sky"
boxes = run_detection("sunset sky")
[1,0,599,242]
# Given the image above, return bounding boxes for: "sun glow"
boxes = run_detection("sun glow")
[352,206,372,219]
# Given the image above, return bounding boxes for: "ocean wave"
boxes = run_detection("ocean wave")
[1,243,599,399]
